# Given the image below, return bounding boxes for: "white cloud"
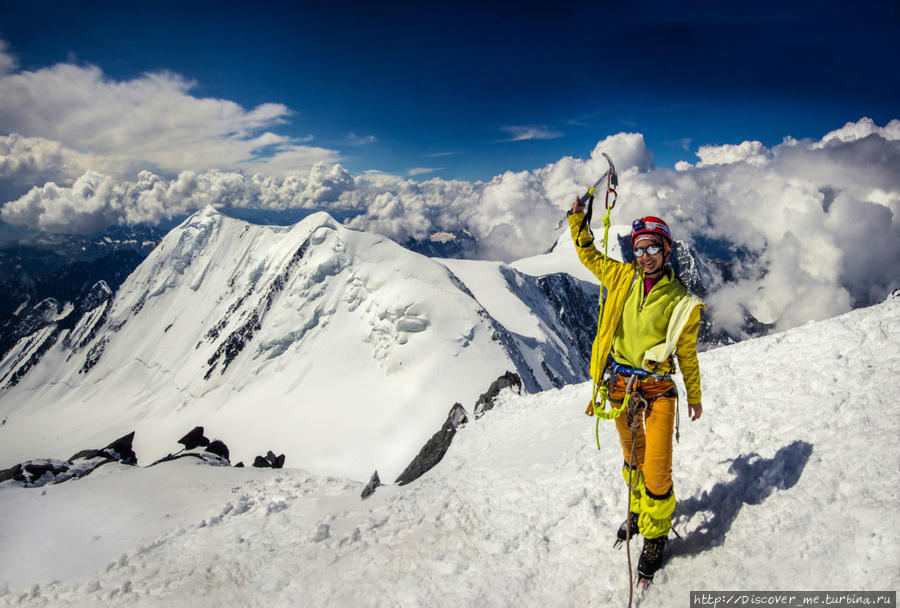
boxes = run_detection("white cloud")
[816,117,900,147]
[0,162,357,233]
[0,133,106,183]
[408,167,442,176]
[0,42,338,180]
[695,140,770,167]
[499,125,564,142]
[0,39,16,76]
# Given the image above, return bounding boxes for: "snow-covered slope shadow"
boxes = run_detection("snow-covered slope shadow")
[668,439,813,559]
[439,258,600,390]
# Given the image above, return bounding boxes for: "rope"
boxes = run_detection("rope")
[624,386,647,606]
[588,202,616,445]
[626,434,636,607]
[675,389,681,444]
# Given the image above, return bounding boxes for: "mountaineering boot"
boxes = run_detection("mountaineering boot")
[614,511,640,547]
[637,535,668,585]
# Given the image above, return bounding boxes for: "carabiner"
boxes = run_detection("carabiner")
[605,184,617,210]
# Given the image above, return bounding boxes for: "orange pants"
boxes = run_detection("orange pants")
[611,375,676,498]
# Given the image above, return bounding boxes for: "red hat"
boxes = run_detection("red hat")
[631,216,673,247]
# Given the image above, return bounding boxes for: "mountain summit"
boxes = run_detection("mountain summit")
[0,207,598,480]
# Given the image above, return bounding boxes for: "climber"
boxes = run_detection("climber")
[568,197,705,584]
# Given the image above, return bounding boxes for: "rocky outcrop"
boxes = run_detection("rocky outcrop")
[0,432,138,487]
[150,431,232,467]
[361,470,382,500]
[473,371,522,418]
[394,403,470,487]
[253,451,286,469]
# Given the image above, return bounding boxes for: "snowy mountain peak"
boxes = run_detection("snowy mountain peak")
[0,209,600,480]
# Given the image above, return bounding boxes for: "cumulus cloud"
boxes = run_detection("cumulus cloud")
[816,117,900,147]
[616,118,900,334]
[694,140,771,167]
[1,162,357,233]
[2,115,897,336]
[0,43,338,180]
[500,125,564,142]
[0,134,101,183]
[341,119,899,335]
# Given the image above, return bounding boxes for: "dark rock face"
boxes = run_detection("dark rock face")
[394,403,469,487]
[0,431,138,487]
[253,451,285,469]
[535,272,599,381]
[2,326,63,388]
[104,431,138,465]
[473,371,522,418]
[0,246,143,363]
[0,463,24,484]
[78,281,114,314]
[178,426,210,450]
[204,440,230,461]
[67,431,138,466]
[149,428,231,467]
[205,238,311,379]
[1,278,115,387]
[387,372,523,491]
[361,470,382,500]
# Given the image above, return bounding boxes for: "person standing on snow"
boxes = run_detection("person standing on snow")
[568,197,705,584]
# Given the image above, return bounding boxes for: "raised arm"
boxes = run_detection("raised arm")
[567,197,629,284]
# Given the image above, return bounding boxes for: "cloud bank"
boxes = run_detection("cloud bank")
[0,43,338,182]
[6,119,897,336]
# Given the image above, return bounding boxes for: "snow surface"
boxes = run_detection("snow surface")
[1,297,897,607]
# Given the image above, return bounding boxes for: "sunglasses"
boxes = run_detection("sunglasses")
[633,243,663,258]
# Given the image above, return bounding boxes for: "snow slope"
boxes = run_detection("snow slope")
[2,296,897,607]
[0,208,597,481]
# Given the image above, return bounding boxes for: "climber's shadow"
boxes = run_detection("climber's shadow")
[666,440,813,563]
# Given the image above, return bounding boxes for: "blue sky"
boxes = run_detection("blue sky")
[0,0,898,181]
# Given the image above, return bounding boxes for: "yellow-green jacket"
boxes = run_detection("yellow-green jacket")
[568,212,705,404]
